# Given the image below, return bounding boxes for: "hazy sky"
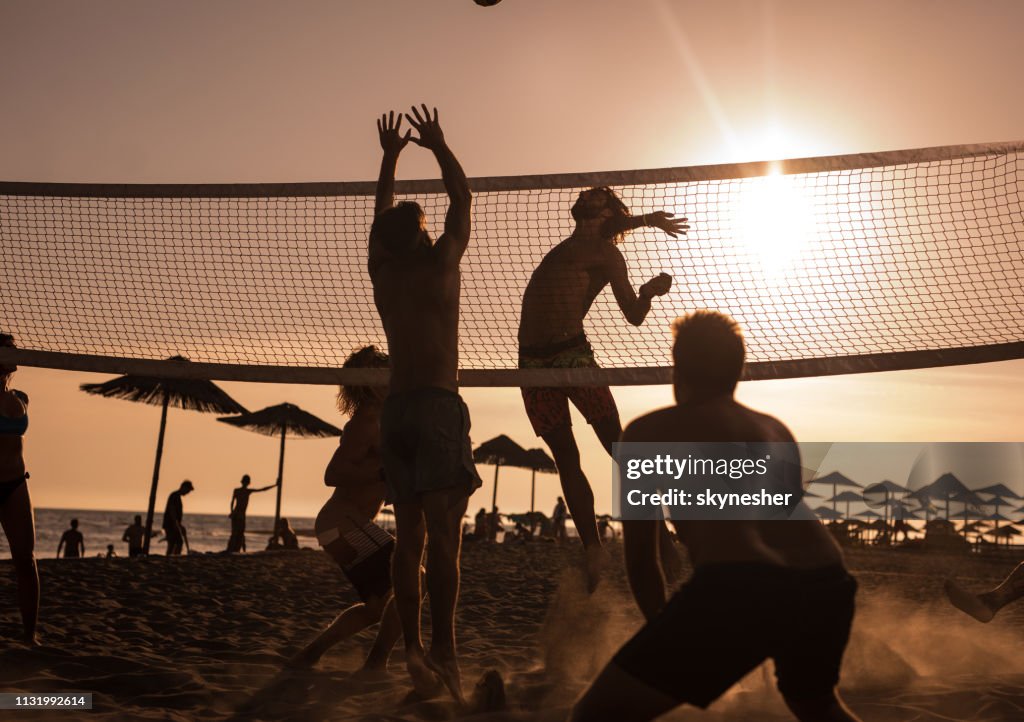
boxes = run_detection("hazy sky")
[2,0,1023,519]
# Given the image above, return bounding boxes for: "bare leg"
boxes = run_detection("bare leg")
[392,502,440,696]
[0,482,39,644]
[422,489,470,705]
[542,426,609,591]
[363,596,402,671]
[946,562,1024,622]
[287,595,387,668]
[784,691,862,722]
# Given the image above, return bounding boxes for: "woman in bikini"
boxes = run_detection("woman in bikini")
[287,346,402,670]
[0,333,39,645]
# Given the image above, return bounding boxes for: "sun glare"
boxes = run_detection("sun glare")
[733,168,817,278]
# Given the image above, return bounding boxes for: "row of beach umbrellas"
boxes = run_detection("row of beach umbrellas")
[807,470,1024,544]
[81,357,342,554]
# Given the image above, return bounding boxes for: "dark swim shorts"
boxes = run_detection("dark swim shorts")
[613,563,857,707]
[519,334,618,437]
[380,387,483,505]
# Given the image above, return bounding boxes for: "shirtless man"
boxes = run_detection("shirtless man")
[519,186,687,587]
[946,563,1024,623]
[287,346,405,670]
[123,515,145,557]
[226,475,275,553]
[369,106,483,703]
[56,519,85,559]
[570,311,860,722]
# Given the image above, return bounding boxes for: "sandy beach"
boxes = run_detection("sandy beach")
[1,542,1023,721]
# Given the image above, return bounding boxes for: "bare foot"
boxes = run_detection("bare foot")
[22,633,40,648]
[469,669,506,713]
[406,648,444,699]
[585,545,612,594]
[944,579,995,622]
[425,650,465,706]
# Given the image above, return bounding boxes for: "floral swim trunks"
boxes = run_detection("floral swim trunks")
[519,334,619,437]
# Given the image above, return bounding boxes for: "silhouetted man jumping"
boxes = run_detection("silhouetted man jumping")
[369,106,482,704]
[519,186,686,588]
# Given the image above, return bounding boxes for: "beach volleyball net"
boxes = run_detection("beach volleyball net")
[1,141,1022,386]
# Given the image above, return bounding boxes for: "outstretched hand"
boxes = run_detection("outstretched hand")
[405,104,446,151]
[377,111,412,156]
[645,211,689,238]
[640,273,673,299]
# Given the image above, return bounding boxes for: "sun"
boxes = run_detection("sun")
[732,167,817,278]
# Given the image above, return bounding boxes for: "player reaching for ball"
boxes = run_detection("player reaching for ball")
[518,187,688,591]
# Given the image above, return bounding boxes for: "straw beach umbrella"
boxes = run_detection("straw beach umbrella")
[828,490,864,520]
[80,356,248,554]
[218,403,341,540]
[473,435,530,513]
[810,472,862,515]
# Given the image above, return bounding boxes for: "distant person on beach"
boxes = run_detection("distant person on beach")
[123,515,145,557]
[369,106,483,704]
[267,518,299,550]
[474,508,488,539]
[552,496,568,542]
[56,519,85,558]
[946,562,1024,623]
[571,312,861,722]
[105,544,117,559]
[518,187,687,589]
[163,480,194,556]
[488,508,502,542]
[227,474,276,553]
[288,346,406,671]
[0,332,39,645]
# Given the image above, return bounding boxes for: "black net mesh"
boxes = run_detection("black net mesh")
[2,143,1022,384]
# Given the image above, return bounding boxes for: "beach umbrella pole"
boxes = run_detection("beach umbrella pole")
[143,392,169,555]
[530,469,537,533]
[273,424,286,542]
[491,461,501,512]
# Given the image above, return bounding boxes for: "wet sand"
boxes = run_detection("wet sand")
[2,542,1024,720]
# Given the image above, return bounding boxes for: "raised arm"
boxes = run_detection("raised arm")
[405,105,472,262]
[370,111,412,271]
[254,483,277,492]
[605,209,688,240]
[374,111,411,217]
[606,246,673,326]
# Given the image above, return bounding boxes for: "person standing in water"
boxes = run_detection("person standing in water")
[226,475,276,553]
[56,518,85,559]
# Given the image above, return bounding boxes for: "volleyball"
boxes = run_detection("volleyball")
[474,0,502,6]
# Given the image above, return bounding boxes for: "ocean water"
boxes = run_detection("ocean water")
[0,507,344,560]
[0,507,583,560]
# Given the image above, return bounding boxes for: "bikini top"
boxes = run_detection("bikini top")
[0,390,28,436]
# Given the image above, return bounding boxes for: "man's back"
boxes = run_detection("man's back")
[625,398,843,570]
[372,247,460,393]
